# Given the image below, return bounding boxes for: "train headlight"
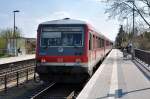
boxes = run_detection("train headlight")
[75,58,81,63]
[41,58,46,62]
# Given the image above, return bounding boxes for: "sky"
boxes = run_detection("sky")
[0,0,120,41]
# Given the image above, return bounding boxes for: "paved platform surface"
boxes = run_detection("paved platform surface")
[0,54,35,65]
[77,49,150,99]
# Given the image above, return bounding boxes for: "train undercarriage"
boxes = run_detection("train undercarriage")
[36,65,91,83]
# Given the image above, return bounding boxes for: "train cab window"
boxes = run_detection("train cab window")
[41,32,62,47]
[89,33,92,50]
[40,31,83,47]
[62,32,82,46]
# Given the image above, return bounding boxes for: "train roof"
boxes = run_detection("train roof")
[39,18,113,43]
[40,18,87,25]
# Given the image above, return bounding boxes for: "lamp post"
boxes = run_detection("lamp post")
[131,0,135,60]
[13,10,20,56]
[123,17,129,33]
[132,0,135,42]
[127,0,135,60]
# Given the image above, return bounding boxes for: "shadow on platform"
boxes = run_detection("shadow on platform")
[96,87,150,99]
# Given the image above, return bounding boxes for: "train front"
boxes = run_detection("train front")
[36,21,89,83]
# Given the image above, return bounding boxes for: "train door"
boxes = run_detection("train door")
[101,38,105,57]
[89,33,92,50]
[104,39,106,55]
[88,32,93,72]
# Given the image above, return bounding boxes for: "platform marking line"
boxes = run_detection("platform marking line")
[77,50,114,99]
[108,50,118,99]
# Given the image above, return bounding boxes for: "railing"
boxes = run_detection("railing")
[134,49,150,66]
[0,66,37,92]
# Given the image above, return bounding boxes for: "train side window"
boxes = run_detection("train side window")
[89,33,92,50]
[97,37,98,48]
[101,39,104,47]
[98,38,101,48]
[102,39,103,47]
[96,37,99,48]
[100,38,102,48]
[92,35,95,49]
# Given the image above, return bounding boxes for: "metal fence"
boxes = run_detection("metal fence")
[0,49,8,56]
[0,59,37,91]
[0,66,37,91]
[134,49,150,66]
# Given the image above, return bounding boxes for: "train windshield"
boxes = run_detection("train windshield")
[40,27,84,47]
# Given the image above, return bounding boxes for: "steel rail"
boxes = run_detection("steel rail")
[66,91,75,99]
[30,82,56,99]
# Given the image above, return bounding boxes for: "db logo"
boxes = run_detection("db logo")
[58,47,63,52]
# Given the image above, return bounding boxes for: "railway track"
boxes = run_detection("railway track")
[31,82,84,99]
[31,82,56,99]
[0,59,35,75]
[29,53,107,99]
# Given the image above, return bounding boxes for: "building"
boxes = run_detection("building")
[7,37,36,56]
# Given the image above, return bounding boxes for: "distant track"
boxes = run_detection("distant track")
[0,58,37,91]
[0,59,35,75]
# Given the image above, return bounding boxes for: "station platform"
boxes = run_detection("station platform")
[0,54,35,65]
[77,49,150,99]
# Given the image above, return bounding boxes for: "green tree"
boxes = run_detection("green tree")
[115,25,130,48]
[138,32,150,50]
[0,28,22,54]
[0,28,22,39]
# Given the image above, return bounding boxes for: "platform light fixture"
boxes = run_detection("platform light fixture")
[13,10,20,56]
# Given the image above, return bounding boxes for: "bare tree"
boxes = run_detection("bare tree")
[0,28,22,39]
[103,0,150,27]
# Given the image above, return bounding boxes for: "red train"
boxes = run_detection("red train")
[36,18,113,83]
